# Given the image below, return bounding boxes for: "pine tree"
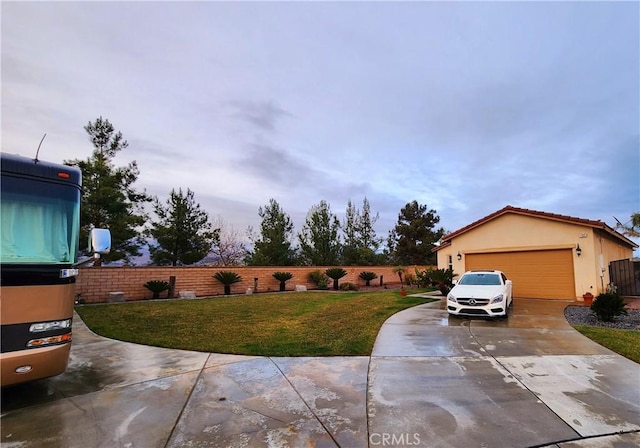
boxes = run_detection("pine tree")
[387,200,444,265]
[246,199,296,266]
[298,200,341,265]
[148,188,219,266]
[358,197,382,265]
[65,116,150,264]
[341,197,382,265]
[341,200,360,265]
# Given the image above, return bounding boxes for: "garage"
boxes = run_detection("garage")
[436,206,637,301]
[465,249,575,300]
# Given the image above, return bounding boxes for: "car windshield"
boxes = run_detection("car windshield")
[458,273,501,286]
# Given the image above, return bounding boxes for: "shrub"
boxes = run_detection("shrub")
[590,292,628,322]
[272,272,294,292]
[213,271,243,295]
[420,268,458,295]
[404,271,416,286]
[339,282,359,291]
[359,271,378,287]
[143,280,170,299]
[308,270,329,290]
[414,269,431,288]
[325,268,348,290]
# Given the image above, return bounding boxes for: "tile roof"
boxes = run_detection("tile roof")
[436,205,637,249]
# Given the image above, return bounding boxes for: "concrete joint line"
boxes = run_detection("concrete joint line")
[526,429,640,448]
[365,355,373,448]
[268,357,342,447]
[464,321,580,439]
[163,352,213,448]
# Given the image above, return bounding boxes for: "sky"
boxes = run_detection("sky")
[2,1,639,249]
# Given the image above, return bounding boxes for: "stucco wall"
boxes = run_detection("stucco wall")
[75,265,432,303]
[592,230,635,292]
[436,214,633,299]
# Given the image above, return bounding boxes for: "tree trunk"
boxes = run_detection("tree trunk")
[333,279,339,290]
[280,282,286,292]
[224,285,231,295]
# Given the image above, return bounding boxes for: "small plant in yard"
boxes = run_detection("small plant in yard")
[325,268,348,290]
[414,268,431,288]
[393,266,405,285]
[213,271,243,295]
[359,271,378,287]
[339,282,359,291]
[308,270,329,290]
[404,271,416,286]
[424,267,457,295]
[143,280,171,299]
[272,271,294,292]
[590,292,628,322]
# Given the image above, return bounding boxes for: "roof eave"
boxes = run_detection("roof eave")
[441,205,637,249]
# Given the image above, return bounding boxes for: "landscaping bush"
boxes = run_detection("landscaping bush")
[213,271,243,295]
[404,271,416,286]
[143,280,170,299]
[308,270,329,290]
[339,282,359,291]
[272,271,294,292]
[414,269,431,288]
[325,268,348,290]
[359,271,378,286]
[418,267,457,295]
[590,292,628,322]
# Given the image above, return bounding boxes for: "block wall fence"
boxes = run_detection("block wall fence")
[75,265,433,303]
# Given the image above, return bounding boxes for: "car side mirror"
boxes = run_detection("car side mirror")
[89,228,111,254]
[452,279,458,285]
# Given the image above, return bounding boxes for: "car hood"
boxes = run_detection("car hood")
[449,285,504,298]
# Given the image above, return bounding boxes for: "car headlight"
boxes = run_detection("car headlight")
[491,294,504,304]
[29,319,72,333]
[447,293,457,303]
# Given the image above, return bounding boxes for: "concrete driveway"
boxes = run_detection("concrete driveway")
[1,297,639,447]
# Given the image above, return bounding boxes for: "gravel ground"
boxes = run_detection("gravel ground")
[564,306,640,331]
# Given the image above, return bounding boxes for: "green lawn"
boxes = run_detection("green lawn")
[572,325,640,363]
[76,291,639,362]
[75,289,435,356]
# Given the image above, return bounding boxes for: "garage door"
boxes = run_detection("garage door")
[465,249,575,299]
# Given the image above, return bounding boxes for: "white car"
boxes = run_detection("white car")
[447,270,513,318]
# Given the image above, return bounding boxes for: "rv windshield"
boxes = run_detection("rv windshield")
[1,176,80,264]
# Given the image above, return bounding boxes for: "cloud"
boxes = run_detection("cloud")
[236,142,318,188]
[1,1,638,251]
[229,100,292,132]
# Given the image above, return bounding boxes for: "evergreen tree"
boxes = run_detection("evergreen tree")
[65,116,150,264]
[341,200,360,265]
[148,188,219,266]
[358,197,382,265]
[341,197,382,265]
[387,200,444,265]
[298,200,341,265]
[246,199,296,265]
